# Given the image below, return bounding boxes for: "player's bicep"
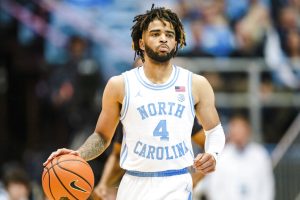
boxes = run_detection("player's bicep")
[193,75,220,131]
[196,102,219,131]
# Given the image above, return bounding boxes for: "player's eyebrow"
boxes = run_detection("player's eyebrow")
[149,29,175,35]
[165,30,175,35]
[149,29,161,33]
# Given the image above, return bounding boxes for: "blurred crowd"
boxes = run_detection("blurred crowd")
[193,115,275,200]
[0,0,299,199]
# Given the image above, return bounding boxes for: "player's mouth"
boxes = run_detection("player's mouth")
[158,44,169,52]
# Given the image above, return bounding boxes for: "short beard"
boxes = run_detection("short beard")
[144,44,176,63]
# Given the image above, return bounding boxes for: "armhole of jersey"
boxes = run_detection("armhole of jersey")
[120,72,130,120]
[188,72,195,118]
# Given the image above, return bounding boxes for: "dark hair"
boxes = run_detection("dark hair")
[229,113,250,124]
[3,167,31,191]
[131,4,186,62]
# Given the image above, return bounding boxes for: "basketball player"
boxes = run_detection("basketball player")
[93,120,206,199]
[44,5,225,199]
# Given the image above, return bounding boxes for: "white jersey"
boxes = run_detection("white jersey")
[120,65,195,172]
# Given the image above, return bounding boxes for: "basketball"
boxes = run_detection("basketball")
[42,154,94,200]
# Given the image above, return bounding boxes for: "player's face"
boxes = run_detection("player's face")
[140,19,177,62]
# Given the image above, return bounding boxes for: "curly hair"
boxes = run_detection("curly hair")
[131,4,186,62]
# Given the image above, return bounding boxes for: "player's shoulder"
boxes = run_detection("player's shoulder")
[191,73,210,87]
[107,74,124,88]
[106,67,139,92]
[190,72,215,104]
[105,75,125,101]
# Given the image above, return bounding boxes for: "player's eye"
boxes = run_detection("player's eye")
[166,33,174,38]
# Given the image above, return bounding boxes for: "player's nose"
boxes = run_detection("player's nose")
[159,34,167,43]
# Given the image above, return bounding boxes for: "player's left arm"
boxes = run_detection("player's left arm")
[76,75,123,161]
[192,74,225,174]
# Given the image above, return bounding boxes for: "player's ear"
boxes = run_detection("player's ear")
[139,39,145,51]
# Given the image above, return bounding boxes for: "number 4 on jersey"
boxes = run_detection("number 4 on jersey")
[153,120,169,141]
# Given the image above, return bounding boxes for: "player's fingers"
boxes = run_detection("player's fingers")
[193,153,210,168]
[195,158,214,170]
[43,148,75,166]
[57,148,74,154]
[194,153,204,161]
[43,151,57,166]
[197,163,215,174]
[193,154,216,173]
[194,156,216,173]
[69,151,80,156]
[192,153,203,168]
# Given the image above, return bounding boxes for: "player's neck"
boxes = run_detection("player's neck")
[142,60,173,84]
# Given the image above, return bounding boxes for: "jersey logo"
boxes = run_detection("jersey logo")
[177,94,185,102]
[70,180,87,192]
[135,90,142,97]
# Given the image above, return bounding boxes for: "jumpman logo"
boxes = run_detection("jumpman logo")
[185,183,192,193]
[135,90,142,97]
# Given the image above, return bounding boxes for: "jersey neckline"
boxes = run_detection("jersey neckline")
[135,65,179,90]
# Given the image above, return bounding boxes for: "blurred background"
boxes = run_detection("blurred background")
[0,0,299,199]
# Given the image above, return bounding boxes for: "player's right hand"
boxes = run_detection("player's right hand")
[43,148,79,166]
[193,152,216,174]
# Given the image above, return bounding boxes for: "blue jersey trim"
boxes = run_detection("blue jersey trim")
[188,191,192,200]
[120,73,130,120]
[189,149,194,158]
[126,167,188,177]
[188,72,195,118]
[120,143,128,168]
[135,65,179,90]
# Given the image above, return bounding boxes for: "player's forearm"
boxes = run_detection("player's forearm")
[77,132,109,161]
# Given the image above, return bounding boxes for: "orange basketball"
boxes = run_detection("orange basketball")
[42,154,94,200]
